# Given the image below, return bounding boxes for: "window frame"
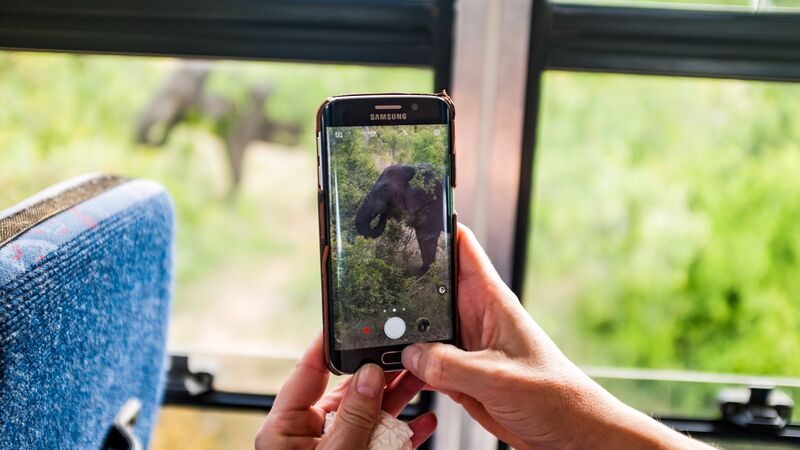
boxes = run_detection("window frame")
[510,0,800,446]
[0,0,453,91]
[0,1,453,448]
[513,0,800,295]
[3,0,800,446]
[163,354,433,421]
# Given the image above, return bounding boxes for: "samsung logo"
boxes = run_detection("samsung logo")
[370,113,407,121]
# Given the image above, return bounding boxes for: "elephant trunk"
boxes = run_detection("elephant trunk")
[356,197,387,238]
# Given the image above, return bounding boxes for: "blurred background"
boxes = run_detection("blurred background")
[2,0,800,447]
[0,54,432,447]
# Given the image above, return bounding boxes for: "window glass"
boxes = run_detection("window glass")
[772,0,800,8]
[592,375,800,422]
[708,440,800,449]
[525,72,800,383]
[151,407,264,449]
[0,51,433,360]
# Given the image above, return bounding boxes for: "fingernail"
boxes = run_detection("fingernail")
[403,345,421,371]
[356,363,382,398]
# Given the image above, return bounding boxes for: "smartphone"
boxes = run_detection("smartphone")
[316,92,458,374]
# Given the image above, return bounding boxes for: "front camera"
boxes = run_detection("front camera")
[411,103,419,111]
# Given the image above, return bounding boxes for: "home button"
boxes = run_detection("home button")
[381,351,403,365]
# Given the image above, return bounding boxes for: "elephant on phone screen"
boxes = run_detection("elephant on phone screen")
[356,164,444,273]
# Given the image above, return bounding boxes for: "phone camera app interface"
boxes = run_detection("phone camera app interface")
[327,124,454,350]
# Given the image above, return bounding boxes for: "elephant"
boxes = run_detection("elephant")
[135,61,302,197]
[135,61,211,147]
[356,163,445,273]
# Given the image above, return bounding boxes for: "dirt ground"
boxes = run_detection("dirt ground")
[168,142,321,357]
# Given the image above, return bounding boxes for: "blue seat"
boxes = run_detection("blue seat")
[0,174,174,449]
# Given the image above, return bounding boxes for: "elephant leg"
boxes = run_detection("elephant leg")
[416,232,439,273]
[224,109,265,198]
[224,133,246,199]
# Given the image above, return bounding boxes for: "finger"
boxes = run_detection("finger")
[317,371,407,413]
[315,376,353,412]
[401,343,493,398]
[456,223,501,281]
[319,364,385,450]
[382,371,426,416]
[272,332,329,412]
[408,412,437,448]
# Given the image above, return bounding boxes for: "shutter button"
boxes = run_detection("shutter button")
[384,317,406,339]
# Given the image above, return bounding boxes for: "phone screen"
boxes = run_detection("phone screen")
[326,124,454,351]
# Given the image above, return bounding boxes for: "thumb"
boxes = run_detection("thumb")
[320,363,384,450]
[457,223,502,283]
[402,343,493,397]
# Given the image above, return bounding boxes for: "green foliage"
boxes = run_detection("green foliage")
[526,72,800,376]
[328,127,380,238]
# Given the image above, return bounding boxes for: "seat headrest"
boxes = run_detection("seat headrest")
[0,174,174,449]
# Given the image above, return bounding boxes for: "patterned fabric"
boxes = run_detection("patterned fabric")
[0,174,128,248]
[0,176,174,449]
[324,410,413,450]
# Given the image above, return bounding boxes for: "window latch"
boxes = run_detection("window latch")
[718,384,794,431]
[165,354,214,397]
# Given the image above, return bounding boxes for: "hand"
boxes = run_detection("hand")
[400,224,711,450]
[256,333,436,450]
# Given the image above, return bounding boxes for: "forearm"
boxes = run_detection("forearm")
[576,388,714,450]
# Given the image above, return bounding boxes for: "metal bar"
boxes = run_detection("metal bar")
[546,3,800,82]
[660,418,800,443]
[451,0,534,285]
[0,0,445,67]
[449,0,535,448]
[498,421,800,447]
[162,386,434,421]
[162,387,800,444]
[509,0,549,298]
[584,366,800,388]
[432,0,455,92]
[163,390,275,411]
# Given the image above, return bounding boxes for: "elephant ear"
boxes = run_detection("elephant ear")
[398,164,416,182]
[405,166,439,214]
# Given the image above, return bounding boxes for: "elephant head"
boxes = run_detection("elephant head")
[356,163,445,273]
[355,164,416,238]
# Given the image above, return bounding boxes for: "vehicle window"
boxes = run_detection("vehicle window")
[524,71,800,417]
[0,50,432,372]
